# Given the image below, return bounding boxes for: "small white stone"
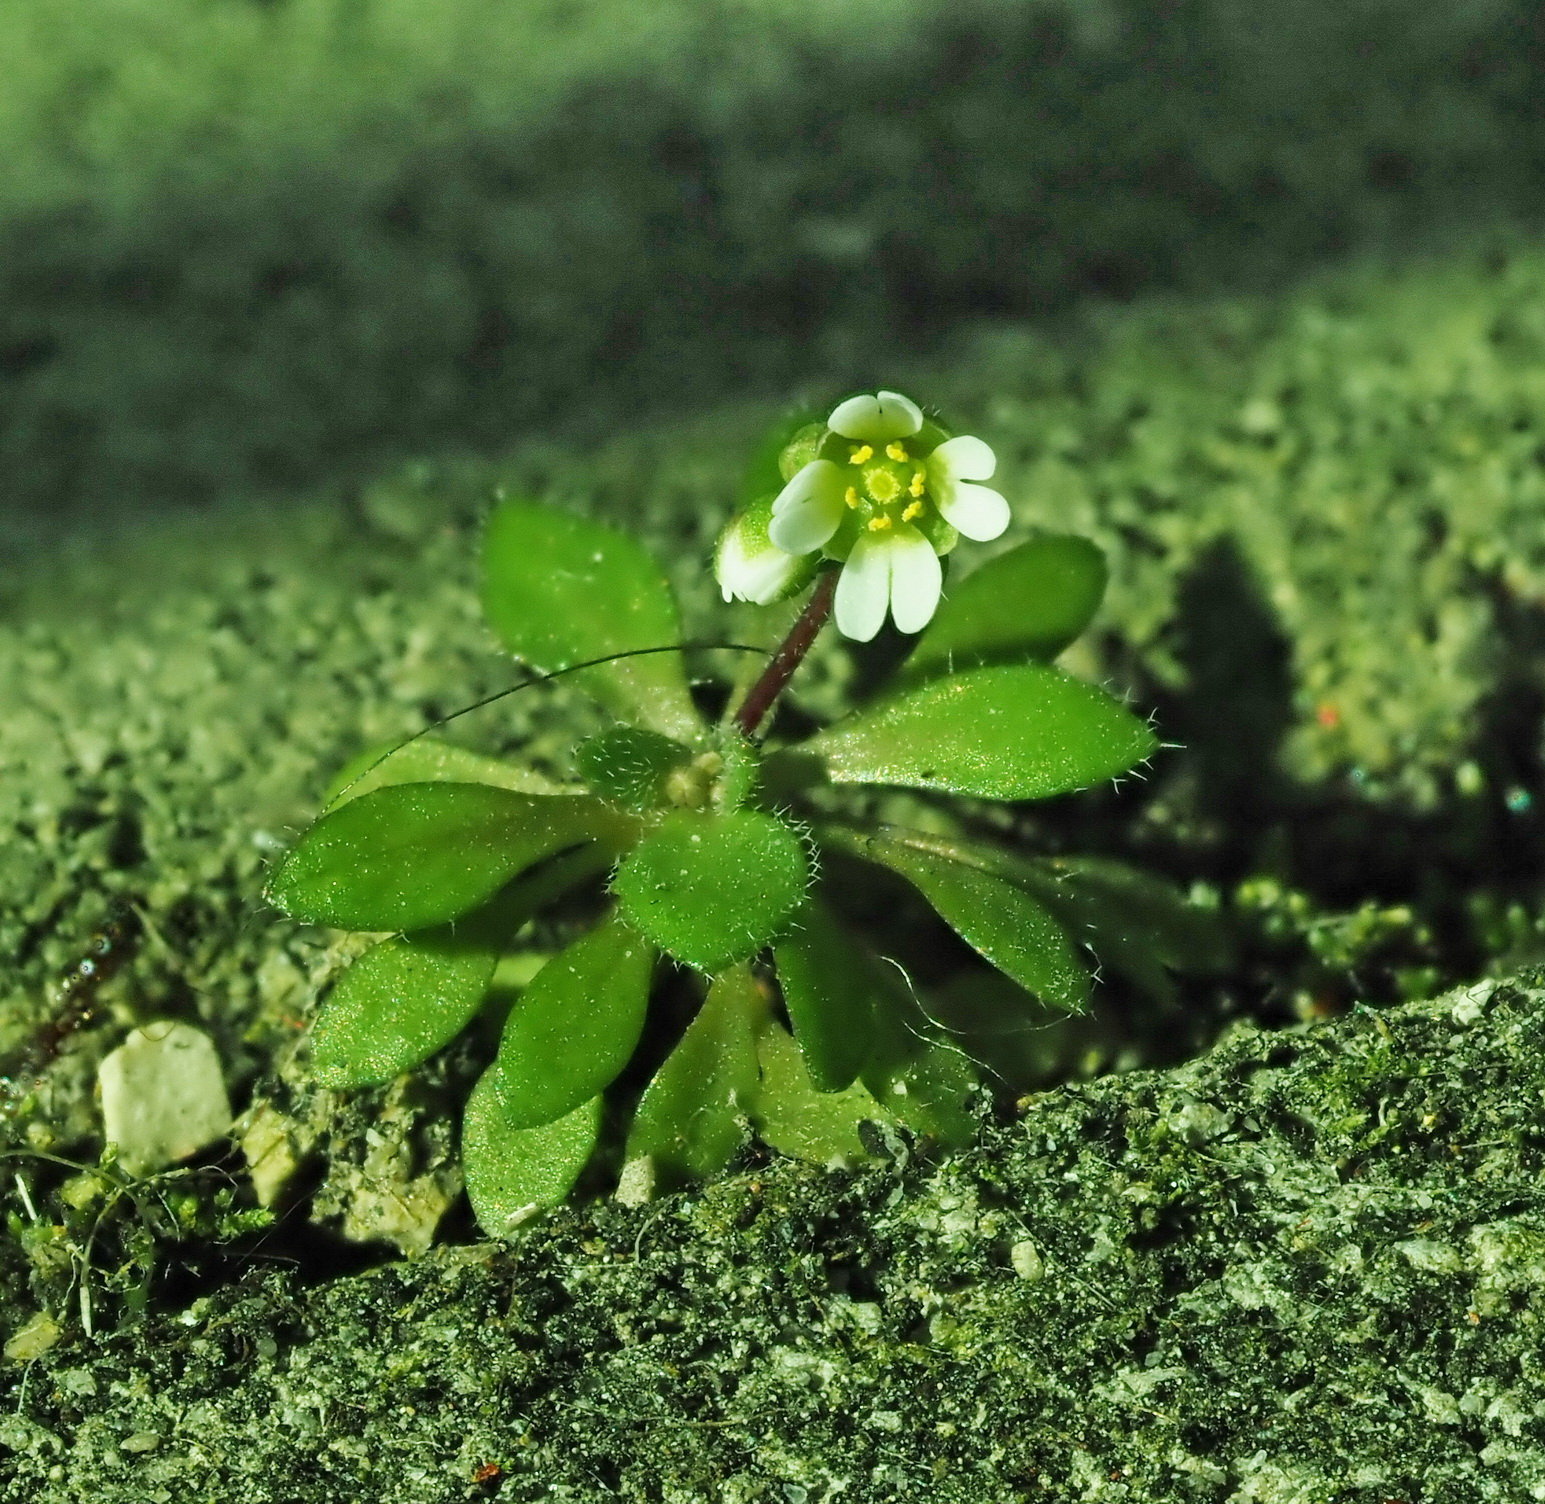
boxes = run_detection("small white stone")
[614,1154,655,1208]
[98,1022,232,1177]
[1010,1239,1044,1282]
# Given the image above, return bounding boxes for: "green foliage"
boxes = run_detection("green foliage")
[771,900,878,1092]
[575,728,693,813]
[461,1069,602,1237]
[4,0,1542,521]
[309,928,499,1089]
[902,534,1107,683]
[482,500,701,740]
[838,833,1091,1014]
[812,662,1156,801]
[265,500,1203,1234]
[266,782,634,932]
[325,737,568,807]
[624,965,764,1184]
[750,1022,877,1167]
[612,808,810,973]
[492,916,653,1130]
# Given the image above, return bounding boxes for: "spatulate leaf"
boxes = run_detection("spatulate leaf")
[268,781,634,932]
[902,535,1107,683]
[493,915,654,1129]
[462,1065,601,1238]
[625,964,764,1182]
[483,499,701,740]
[811,663,1156,802]
[612,808,809,971]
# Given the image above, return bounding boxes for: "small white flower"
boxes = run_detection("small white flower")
[714,494,816,605]
[764,390,1009,641]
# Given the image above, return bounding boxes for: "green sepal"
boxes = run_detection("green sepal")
[810,663,1157,802]
[752,1022,879,1167]
[771,899,877,1092]
[307,845,616,1088]
[323,736,568,811]
[825,829,1090,1014]
[268,782,636,932]
[612,808,810,972]
[482,499,702,741]
[901,535,1107,684]
[493,914,655,1129]
[625,964,764,1183]
[462,1064,601,1238]
[576,727,692,812]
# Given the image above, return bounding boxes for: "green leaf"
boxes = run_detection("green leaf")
[927,970,1118,1093]
[462,1064,601,1237]
[625,964,764,1182]
[575,727,692,812]
[493,915,654,1129]
[857,954,980,1149]
[771,899,877,1092]
[482,499,702,741]
[903,535,1108,683]
[752,1022,879,1167]
[324,736,569,810]
[612,808,809,971]
[309,846,614,1088]
[1014,856,1231,1006]
[810,663,1156,802]
[312,931,497,1088]
[268,782,635,932]
[830,831,1090,1013]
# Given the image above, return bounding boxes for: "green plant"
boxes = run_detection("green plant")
[266,392,1209,1236]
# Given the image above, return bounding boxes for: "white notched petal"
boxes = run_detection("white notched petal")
[716,527,805,605]
[934,480,1011,542]
[827,390,924,443]
[928,433,996,483]
[768,460,844,554]
[888,524,944,634]
[834,534,892,642]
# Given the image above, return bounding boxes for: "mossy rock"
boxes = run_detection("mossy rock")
[2,973,1543,1500]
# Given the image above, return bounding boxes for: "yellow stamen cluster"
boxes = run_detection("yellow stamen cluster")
[864,467,902,505]
[834,431,936,540]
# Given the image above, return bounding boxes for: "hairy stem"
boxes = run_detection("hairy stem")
[733,569,839,739]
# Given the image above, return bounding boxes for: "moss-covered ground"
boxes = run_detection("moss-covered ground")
[5,242,1545,1495]
[4,972,1544,1501]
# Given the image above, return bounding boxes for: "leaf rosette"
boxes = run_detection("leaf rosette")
[266,399,1222,1233]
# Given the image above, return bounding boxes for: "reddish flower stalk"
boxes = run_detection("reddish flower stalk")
[732,569,839,738]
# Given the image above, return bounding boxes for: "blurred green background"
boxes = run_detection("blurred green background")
[3,0,1542,524]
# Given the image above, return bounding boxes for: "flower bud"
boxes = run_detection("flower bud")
[715,495,820,605]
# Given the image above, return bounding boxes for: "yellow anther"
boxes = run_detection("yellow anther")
[909,470,926,497]
[867,514,893,531]
[849,444,873,465]
[902,500,924,522]
[886,441,908,461]
[845,486,860,508]
[865,467,902,504]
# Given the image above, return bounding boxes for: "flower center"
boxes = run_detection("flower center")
[846,442,930,532]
